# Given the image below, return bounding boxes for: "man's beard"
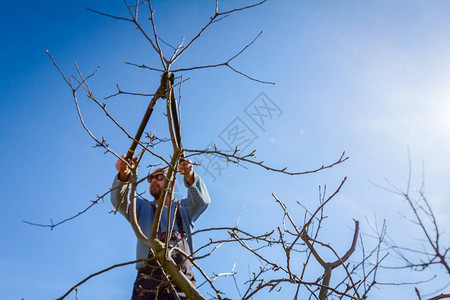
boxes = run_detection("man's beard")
[150,183,173,200]
[150,186,161,199]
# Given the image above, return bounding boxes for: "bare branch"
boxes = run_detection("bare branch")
[86,7,133,22]
[57,258,153,300]
[304,177,347,230]
[172,31,274,84]
[186,149,348,176]
[146,0,167,68]
[23,186,118,229]
[172,0,267,62]
[428,294,450,300]
[104,83,156,100]
[124,61,165,72]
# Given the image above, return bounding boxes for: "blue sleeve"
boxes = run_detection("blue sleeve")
[110,174,140,222]
[184,172,211,223]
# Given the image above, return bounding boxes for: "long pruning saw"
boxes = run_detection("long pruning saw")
[125,72,184,161]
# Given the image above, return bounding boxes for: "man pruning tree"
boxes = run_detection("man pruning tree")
[111,156,211,299]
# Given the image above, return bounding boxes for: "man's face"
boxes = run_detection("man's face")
[148,169,167,199]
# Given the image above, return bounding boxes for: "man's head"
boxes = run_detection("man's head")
[147,168,168,199]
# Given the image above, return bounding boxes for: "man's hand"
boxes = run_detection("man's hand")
[115,155,135,182]
[179,159,194,186]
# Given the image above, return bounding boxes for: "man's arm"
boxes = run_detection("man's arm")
[110,155,136,221]
[180,160,211,222]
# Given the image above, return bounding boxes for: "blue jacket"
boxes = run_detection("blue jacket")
[111,172,211,269]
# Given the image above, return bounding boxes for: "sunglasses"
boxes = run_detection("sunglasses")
[147,173,166,182]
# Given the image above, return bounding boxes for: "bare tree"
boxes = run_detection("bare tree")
[23,1,391,299]
[371,151,450,300]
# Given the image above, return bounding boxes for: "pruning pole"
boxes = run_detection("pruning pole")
[168,75,184,159]
[125,72,169,161]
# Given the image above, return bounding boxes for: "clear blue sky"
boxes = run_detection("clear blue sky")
[1,1,449,299]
